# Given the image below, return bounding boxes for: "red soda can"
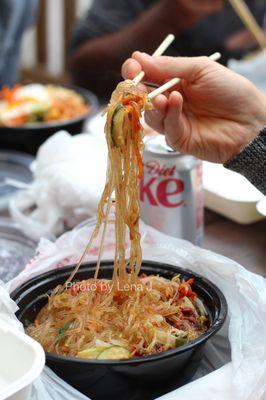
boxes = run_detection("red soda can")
[140,136,204,245]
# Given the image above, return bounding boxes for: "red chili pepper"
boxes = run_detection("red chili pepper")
[189,291,197,300]
[34,319,39,328]
[186,278,194,286]
[69,284,80,295]
[178,283,189,298]
[69,286,75,295]
[185,278,197,300]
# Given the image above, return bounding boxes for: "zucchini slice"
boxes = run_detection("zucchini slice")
[175,337,188,347]
[77,346,108,359]
[111,104,126,147]
[97,346,130,360]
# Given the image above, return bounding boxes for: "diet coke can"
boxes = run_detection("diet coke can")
[140,136,204,245]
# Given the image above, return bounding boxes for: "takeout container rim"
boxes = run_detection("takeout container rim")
[11,260,227,366]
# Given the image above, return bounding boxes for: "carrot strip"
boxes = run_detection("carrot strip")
[121,94,143,107]
[125,104,143,179]
[134,145,143,179]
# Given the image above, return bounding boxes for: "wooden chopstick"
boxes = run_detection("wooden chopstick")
[228,0,266,50]
[133,34,175,85]
[148,52,221,100]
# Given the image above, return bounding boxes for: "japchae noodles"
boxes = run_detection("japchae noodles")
[26,80,208,360]
[0,84,88,126]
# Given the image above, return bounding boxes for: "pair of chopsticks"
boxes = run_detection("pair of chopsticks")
[132,34,221,100]
[228,0,266,51]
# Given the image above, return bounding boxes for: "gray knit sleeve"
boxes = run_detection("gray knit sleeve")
[224,127,266,195]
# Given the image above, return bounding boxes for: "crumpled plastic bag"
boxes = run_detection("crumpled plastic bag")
[6,219,266,400]
[32,367,89,400]
[229,50,266,95]
[0,281,23,331]
[9,131,107,241]
[0,281,90,400]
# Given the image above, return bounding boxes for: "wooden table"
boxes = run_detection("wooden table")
[204,209,266,277]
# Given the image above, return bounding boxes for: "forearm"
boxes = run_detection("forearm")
[69,1,186,99]
[224,127,266,195]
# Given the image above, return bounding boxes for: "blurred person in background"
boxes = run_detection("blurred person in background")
[0,0,38,88]
[70,0,265,100]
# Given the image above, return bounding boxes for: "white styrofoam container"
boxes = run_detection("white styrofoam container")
[203,161,265,224]
[0,324,45,400]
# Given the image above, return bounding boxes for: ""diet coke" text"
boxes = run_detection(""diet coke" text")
[140,136,204,245]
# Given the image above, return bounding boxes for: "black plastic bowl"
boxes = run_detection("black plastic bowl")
[11,261,227,400]
[0,85,99,155]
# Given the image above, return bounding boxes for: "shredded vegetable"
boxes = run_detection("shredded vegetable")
[27,275,208,357]
[0,84,89,126]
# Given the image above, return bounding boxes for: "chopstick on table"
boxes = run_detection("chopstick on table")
[133,34,175,85]
[228,0,266,50]
[148,52,221,100]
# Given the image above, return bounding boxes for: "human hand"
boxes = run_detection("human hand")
[122,53,266,163]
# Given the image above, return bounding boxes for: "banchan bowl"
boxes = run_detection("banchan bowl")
[0,85,99,155]
[11,261,227,400]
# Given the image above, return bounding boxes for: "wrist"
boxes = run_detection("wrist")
[252,96,266,139]
[260,99,266,129]
[224,128,266,194]
[240,94,266,151]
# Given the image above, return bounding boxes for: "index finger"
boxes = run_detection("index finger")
[131,52,215,83]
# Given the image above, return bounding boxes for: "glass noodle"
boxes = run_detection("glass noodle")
[26,80,208,359]
[65,80,149,289]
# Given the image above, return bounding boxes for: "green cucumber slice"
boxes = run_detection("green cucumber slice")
[97,346,130,360]
[77,346,108,359]
[111,104,126,147]
[175,337,188,347]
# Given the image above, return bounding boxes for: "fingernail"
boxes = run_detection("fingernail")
[132,51,141,58]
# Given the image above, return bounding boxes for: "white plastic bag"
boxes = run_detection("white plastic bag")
[9,131,107,240]
[229,50,266,95]
[6,219,266,400]
[0,282,91,400]
[0,281,23,331]
[32,367,90,400]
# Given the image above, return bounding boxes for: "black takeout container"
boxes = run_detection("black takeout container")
[0,85,99,155]
[11,261,227,400]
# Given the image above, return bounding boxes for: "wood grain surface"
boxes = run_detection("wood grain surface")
[204,210,266,277]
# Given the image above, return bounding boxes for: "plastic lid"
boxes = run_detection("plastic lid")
[0,218,36,283]
[0,150,33,211]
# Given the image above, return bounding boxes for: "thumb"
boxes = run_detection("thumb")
[132,52,212,83]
